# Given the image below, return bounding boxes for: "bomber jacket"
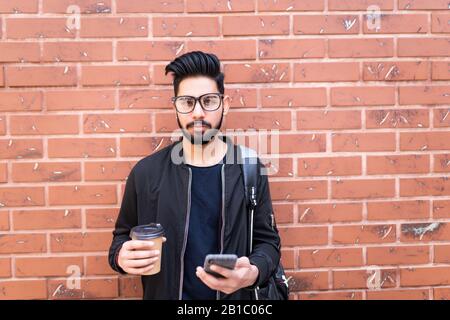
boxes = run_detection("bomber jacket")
[108,137,281,300]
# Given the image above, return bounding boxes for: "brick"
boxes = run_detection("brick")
[6,66,77,87]
[116,0,183,13]
[0,258,11,277]
[435,245,450,263]
[401,267,450,286]
[50,232,113,252]
[294,15,359,34]
[45,90,114,111]
[119,89,172,110]
[298,203,362,223]
[299,291,362,300]
[85,161,135,181]
[117,41,184,61]
[16,257,84,277]
[432,61,450,80]
[329,39,394,58]
[12,162,81,183]
[0,211,9,230]
[0,92,42,112]
[153,64,174,85]
[153,17,219,37]
[401,178,450,197]
[120,137,173,157]
[334,269,397,289]
[401,132,450,151]
[0,187,44,207]
[434,287,450,300]
[224,63,290,83]
[367,155,429,175]
[334,224,396,244]
[0,116,5,135]
[367,246,429,265]
[399,0,450,10]
[187,0,254,12]
[81,65,150,86]
[6,18,75,39]
[42,41,113,62]
[363,61,429,81]
[86,255,116,275]
[261,88,326,107]
[0,163,6,183]
[434,200,450,219]
[329,0,394,10]
[298,156,361,177]
[366,109,429,129]
[368,200,429,220]
[294,62,359,82]
[227,89,257,108]
[86,208,118,228]
[0,234,46,253]
[432,13,450,33]
[287,271,328,291]
[10,115,79,135]
[299,248,363,268]
[332,133,396,152]
[187,40,256,60]
[13,209,82,230]
[331,87,395,106]
[226,111,292,130]
[363,14,428,34]
[297,110,361,130]
[80,17,148,38]
[281,249,296,269]
[49,278,118,299]
[83,113,151,133]
[367,289,429,300]
[259,39,325,59]
[48,138,116,158]
[49,185,117,205]
[260,157,293,178]
[119,276,143,298]
[0,281,47,299]
[272,204,294,224]
[401,222,450,242]
[43,0,112,13]
[399,86,450,105]
[0,0,38,13]
[0,42,40,63]
[258,0,324,11]
[332,179,395,199]
[399,38,450,57]
[0,139,42,159]
[270,181,327,201]
[434,154,450,173]
[277,134,326,154]
[279,226,328,246]
[223,15,289,36]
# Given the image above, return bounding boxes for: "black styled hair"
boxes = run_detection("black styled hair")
[165,51,224,96]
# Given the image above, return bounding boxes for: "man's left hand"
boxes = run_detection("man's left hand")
[196,256,259,295]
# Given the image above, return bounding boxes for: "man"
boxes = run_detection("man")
[108,51,281,300]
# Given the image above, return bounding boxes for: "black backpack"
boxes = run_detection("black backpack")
[239,146,289,300]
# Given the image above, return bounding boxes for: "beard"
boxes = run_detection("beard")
[177,111,224,146]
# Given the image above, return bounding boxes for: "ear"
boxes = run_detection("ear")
[222,95,231,116]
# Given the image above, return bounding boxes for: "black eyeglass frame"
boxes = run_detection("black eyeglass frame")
[171,93,224,114]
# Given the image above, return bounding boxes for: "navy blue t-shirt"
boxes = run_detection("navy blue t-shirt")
[182,161,223,300]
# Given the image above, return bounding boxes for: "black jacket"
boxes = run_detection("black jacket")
[108,137,281,300]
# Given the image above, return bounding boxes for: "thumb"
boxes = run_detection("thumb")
[162,237,167,243]
[235,256,250,267]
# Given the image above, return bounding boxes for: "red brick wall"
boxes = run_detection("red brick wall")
[0,0,449,300]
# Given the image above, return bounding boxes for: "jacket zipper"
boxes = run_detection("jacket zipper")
[179,167,192,300]
[216,164,226,300]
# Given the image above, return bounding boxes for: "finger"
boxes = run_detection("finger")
[235,256,250,268]
[196,267,225,290]
[210,264,233,279]
[128,250,160,260]
[124,256,158,268]
[125,240,155,250]
[162,237,167,243]
[124,265,153,275]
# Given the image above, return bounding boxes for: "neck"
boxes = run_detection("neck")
[182,135,228,167]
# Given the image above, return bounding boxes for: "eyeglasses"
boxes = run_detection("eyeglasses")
[171,93,224,114]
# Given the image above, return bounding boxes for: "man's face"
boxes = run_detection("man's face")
[174,76,230,145]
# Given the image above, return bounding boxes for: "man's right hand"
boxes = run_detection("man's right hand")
[117,239,166,275]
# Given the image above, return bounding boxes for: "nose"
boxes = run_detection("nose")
[191,100,205,119]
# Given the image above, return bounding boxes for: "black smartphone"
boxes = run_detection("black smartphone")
[203,254,238,278]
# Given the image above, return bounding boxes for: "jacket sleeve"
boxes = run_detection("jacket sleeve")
[247,160,281,288]
[108,167,139,274]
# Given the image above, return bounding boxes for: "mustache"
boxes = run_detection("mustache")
[186,120,212,129]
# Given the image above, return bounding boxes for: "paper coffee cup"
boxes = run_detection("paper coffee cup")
[130,223,165,275]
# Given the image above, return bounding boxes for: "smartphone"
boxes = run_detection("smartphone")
[203,254,238,278]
